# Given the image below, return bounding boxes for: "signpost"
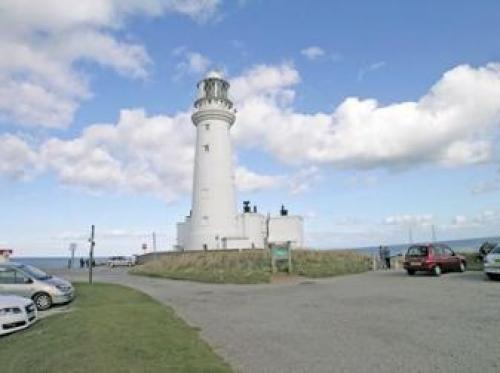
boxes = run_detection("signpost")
[88,225,95,285]
[270,241,292,273]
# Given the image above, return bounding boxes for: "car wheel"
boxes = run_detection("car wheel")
[407,269,415,276]
[433,265,442,277]
[458,261,466,272]
[33,292,52,311]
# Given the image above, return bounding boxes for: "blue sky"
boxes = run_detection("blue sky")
[1,0,500,256]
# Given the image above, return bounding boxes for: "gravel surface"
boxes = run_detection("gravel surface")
[53,268,500,373]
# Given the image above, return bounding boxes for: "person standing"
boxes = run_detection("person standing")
[80,257,84,268]
[384,246,391,269]
[379,245,385,269]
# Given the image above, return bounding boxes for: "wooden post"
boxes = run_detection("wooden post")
[88,225,95,285]
[287,241,292,273]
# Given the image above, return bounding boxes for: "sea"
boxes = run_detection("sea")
[10,236,500,270]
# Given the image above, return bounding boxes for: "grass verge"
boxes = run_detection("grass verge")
[459,252,483,271]
[0,283,231,373]
[130,249,372,283]
[292,250,372,278]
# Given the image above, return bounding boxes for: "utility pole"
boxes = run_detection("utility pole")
[408,224,414,244]
[88,225,95,285]
[152,231,158,261]
[264,212,271,250]
[431,224,437,242]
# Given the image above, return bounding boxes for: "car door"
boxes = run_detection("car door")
[443,246,460,271]
[0,267,35,298]
[431,245,443,268]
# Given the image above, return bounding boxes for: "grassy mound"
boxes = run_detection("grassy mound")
[131,250,272,284]
[293,250,372,278]
[131,249,372,283]
[0,283,231,373]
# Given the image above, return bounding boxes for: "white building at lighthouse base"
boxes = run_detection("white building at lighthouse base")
[176,206,303,251]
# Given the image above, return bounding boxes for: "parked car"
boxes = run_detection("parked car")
[483,244,500,280]
[0,295,37,336]
[107,256,135,267]
[0,262,74,311]
[403,244,466,276]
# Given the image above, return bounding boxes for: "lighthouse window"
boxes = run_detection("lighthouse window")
[203,144,210,152]
[205,123,210,130]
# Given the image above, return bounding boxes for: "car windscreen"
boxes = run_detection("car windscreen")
[491,245,500,254]
[406,246,428,257]
[19,264,52,280]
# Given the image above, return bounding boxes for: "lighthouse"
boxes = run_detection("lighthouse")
[176,71,304,251]
[186,71,239,250]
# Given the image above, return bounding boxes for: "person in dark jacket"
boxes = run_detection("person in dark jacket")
[384,246,391,269]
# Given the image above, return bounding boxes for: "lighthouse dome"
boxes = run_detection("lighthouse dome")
[206,70,224,79]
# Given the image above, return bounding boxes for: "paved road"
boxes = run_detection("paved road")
[53,268,500,373]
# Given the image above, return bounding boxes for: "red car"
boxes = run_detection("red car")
[403,244,466,276]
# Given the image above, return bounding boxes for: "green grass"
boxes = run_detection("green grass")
[0,283,231,373]
[292,250,372,278]
[131,250,271,284]
[459,252,484,271]
[131,249,372,283]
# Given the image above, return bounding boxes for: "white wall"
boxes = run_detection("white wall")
[268,216,304,249]
[238,213,266,249]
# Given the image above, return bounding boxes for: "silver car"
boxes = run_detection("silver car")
[0,262,74,310]
[484,245,500,280]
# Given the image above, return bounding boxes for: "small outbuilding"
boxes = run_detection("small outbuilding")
[0,249,13,262]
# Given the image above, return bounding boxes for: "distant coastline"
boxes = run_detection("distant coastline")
[11,235,499,270]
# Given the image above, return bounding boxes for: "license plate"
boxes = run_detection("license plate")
[410,262,420,266]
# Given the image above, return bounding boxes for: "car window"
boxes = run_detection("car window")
[490,246,500,254]
[432,246,444,256]
[407,246,428,256]
[443,247,454,256]
[19,265,51,280]
[0,268,29,284]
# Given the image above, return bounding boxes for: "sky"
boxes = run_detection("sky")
[1,0,500,256]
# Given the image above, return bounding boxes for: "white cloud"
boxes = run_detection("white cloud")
[288,166,321,195]
[471,178,500,194]
[174,49,212,78]
[0,0,220,128]
[235,166,283,192]
[357,61,386,81]
[384,214,433,226]
[2,61,500,203]
[301,46,325,60]
[233,62,500,169]
[0,134,38,180]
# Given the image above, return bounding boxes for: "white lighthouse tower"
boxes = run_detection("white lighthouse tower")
[186,71,239,250]
[176,71,304,252]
